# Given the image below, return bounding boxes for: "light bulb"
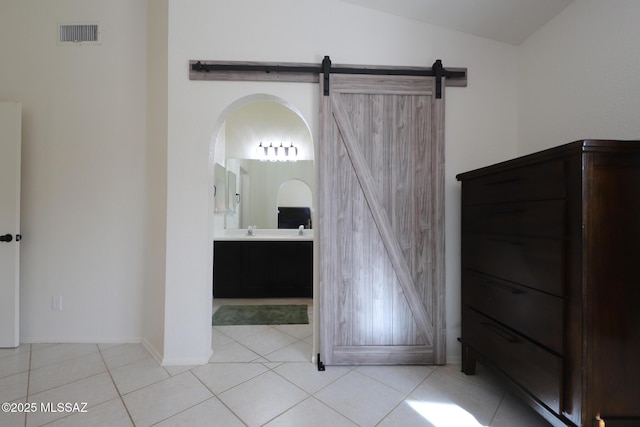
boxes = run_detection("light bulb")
[277,143,286,161]
[267,143,276,161]
[288,143,297,161]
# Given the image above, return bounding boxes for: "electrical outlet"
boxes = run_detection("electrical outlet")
[52,296,63,311]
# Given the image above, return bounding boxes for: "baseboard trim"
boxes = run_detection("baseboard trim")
[141,338,164,365]
[20,337,142,344]
[160,349,213,367]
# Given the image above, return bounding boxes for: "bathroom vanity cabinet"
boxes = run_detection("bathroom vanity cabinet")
[213,240,312,298]
[457,140,640,427]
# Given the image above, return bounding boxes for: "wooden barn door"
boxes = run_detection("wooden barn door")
[318,73,445,365]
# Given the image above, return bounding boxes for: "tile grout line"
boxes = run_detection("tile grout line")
[23,346,107,397]
[187,337,325,427]
[27,344,99,371]
[97,345,137,427]
[99,343,156,372]
[356,365,438,395]
[488,388,509,427]
[28,345,107,427]
[373,366,439,426]
[23,344,31,427]
[184,369,249,427]
[267,360,361,425]
[240,368,313,427]
[148,371,218,426]
[210,334,265,363]
[260,338,313,363]
[258,395,319,427]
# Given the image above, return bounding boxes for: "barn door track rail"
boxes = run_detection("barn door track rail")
[189,56,466,98]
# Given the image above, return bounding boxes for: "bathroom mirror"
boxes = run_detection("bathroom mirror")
[277,179,313,229]
[227,170,237,213]
[225,159,313,229]
[214,163,226,213]
[219,98,314,230]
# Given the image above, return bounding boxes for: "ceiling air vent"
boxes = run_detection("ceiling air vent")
[58,24,101,45]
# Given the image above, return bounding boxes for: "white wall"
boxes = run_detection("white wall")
[518,0,640,154]
[165,0,519,363]
[224,100,314,161]
[0,1,148,343]
[144,0,168,362]
[0,0,522,364]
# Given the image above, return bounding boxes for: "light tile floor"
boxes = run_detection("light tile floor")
[0,299,550,426]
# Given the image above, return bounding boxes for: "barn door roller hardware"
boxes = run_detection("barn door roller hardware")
[189,56,467,98]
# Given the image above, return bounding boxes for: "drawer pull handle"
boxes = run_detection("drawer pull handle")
[509,240,525,247]
[480,322,523,344]
[490,208,526,215]
[484,280,526,294]
[485,177,521,186]
[486,238,525,246]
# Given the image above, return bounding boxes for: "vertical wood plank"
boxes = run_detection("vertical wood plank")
[432,79,447,363]
[318,75,335,363]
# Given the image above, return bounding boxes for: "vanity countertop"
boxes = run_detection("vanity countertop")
[214,229,314,241]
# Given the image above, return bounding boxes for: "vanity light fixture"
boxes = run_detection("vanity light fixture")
[256,142,267,161]
[266,143,277,161]
[277,143,287,161]
[256,142,298,162]
[287,142,298,160]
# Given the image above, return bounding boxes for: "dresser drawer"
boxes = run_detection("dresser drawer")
[463,308,561,413]
[462,160,565,205]
[463,234,564,296]
[462,200,566,238]
[462,270,563,354]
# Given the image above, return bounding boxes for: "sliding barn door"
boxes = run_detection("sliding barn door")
[318,74,445,365]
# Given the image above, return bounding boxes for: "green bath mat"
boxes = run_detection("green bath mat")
[212,304,309,326]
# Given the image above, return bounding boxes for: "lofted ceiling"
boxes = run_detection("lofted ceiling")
[340,0,574,45]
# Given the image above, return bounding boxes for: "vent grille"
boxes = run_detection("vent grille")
[59,24,100,44]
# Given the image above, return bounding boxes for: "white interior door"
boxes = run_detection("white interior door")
[0,102,22,348]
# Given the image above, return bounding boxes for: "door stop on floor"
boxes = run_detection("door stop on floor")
[317,353,325,371]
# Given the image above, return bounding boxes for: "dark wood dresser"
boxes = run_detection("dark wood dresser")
[456,140,640,427]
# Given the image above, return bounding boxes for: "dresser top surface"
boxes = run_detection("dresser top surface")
[456,139,640,181]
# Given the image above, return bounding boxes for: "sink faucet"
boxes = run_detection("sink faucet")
[298,225,304,236]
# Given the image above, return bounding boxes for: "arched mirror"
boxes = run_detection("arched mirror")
[277,179,312,229]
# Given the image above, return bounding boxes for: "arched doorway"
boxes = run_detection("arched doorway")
[208,94,317,361]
